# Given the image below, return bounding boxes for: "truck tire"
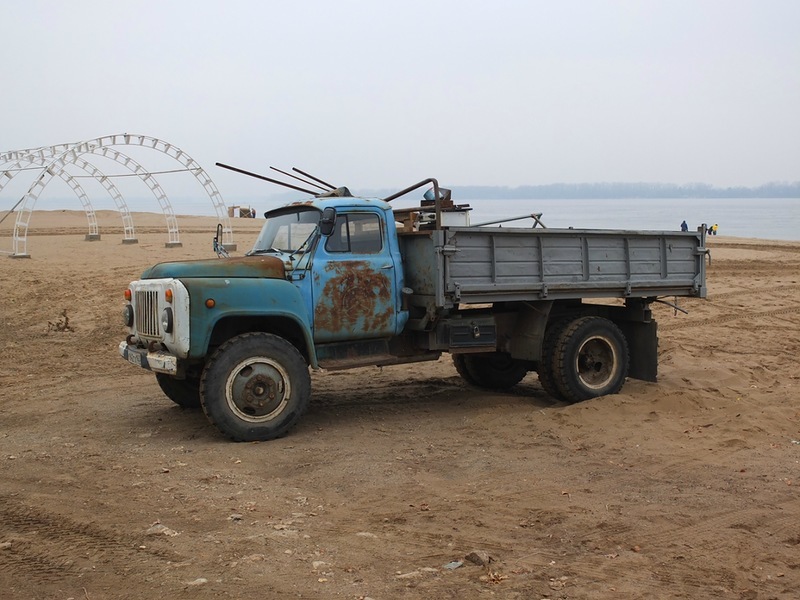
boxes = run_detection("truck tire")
[200,333,311,442]
[458,352,530,390]
[552,316,629,403]
[536,318,571,401]
[452,354,479,386]
[155,372,201,409]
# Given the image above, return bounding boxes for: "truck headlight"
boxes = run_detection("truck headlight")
[161,307,174,333]
[123,305,134,327]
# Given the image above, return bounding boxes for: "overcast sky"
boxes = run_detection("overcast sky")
[1,0,798,201]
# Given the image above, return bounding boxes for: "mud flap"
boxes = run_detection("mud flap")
[616,320,658,382]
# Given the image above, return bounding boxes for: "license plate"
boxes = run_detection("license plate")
[127,350,143,367]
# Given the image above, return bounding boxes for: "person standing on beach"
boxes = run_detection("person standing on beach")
[712,223,718,235]
[681,220,688,232]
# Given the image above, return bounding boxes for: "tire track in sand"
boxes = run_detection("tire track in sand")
[0,496,184,585]
[662,305,800,330]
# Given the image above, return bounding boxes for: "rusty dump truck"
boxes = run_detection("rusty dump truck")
[119,170,708,441]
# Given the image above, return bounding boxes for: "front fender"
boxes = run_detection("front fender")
[181,278,318,367]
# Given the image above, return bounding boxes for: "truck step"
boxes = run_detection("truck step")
[318,352,440,371]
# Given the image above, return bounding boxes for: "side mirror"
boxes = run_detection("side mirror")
[320,207,336,236]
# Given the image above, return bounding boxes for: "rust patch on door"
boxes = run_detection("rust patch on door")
[315,260,394,336]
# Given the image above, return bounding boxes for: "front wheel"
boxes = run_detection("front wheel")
[155,372,201,409]
[552,317,629,403]
[200,333,310,442]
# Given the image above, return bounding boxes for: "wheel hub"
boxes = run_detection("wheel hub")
[243,372,277,408]
[227,360,289,421]
[576,337,616,389]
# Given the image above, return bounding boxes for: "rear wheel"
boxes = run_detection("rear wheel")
[537,318,571,401]
[552,317,629,403]
[155,372,201,409]
[456,352,530,390]
[452,354,479,386]
[200,333,310,442]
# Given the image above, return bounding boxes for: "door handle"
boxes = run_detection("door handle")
[381,264,394,269]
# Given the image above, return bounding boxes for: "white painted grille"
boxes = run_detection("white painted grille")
[135,290,161,337]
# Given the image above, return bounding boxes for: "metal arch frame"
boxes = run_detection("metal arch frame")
[1,155,101,252]
[84,146,179,243]
[1,142,75,165]
[7,141,151,256]
[4,134,234,257]
[8,141,99,256]
[71,153,137,242]
[4,144,187,246]
[101,134,233,244]
[1,153,137,244]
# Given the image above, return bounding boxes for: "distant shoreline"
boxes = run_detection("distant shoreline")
[362,182,800,201]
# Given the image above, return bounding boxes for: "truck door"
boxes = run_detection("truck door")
[311,211,398,343]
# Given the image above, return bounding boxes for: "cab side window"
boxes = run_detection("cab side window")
[325,213,383,254]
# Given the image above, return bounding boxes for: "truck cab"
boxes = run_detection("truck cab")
[254,199,409,345]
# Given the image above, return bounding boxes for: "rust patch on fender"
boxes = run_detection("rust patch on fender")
[315,261,394,335]
[225,256,286,278]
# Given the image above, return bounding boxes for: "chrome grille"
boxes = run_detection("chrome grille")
[134,290,161,337]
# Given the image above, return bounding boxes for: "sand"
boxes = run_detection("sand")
[1,210,799,599]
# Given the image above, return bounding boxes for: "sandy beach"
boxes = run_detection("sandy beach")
[1,210,799,599]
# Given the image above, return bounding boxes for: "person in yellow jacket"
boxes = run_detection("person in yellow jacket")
[711,223,718,236]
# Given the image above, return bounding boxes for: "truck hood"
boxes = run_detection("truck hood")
[142,256,286,280]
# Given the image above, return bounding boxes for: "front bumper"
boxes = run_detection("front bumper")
[118,341,178,375]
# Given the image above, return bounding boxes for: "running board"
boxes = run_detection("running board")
[317,352,441,371]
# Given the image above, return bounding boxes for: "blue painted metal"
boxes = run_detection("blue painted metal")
[309,205,403,343]
[142,256,285,280]
[180,277,317,365]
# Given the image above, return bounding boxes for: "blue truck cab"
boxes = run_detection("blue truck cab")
[263,197,410,347]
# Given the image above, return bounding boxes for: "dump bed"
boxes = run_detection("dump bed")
[399,226,707,309]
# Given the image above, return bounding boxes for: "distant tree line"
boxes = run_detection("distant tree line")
[445,181,800,200]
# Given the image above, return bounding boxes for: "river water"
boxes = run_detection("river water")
[20,195,800,242]
[400,197,799,241]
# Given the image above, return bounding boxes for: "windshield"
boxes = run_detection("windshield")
[249,207,321,255]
